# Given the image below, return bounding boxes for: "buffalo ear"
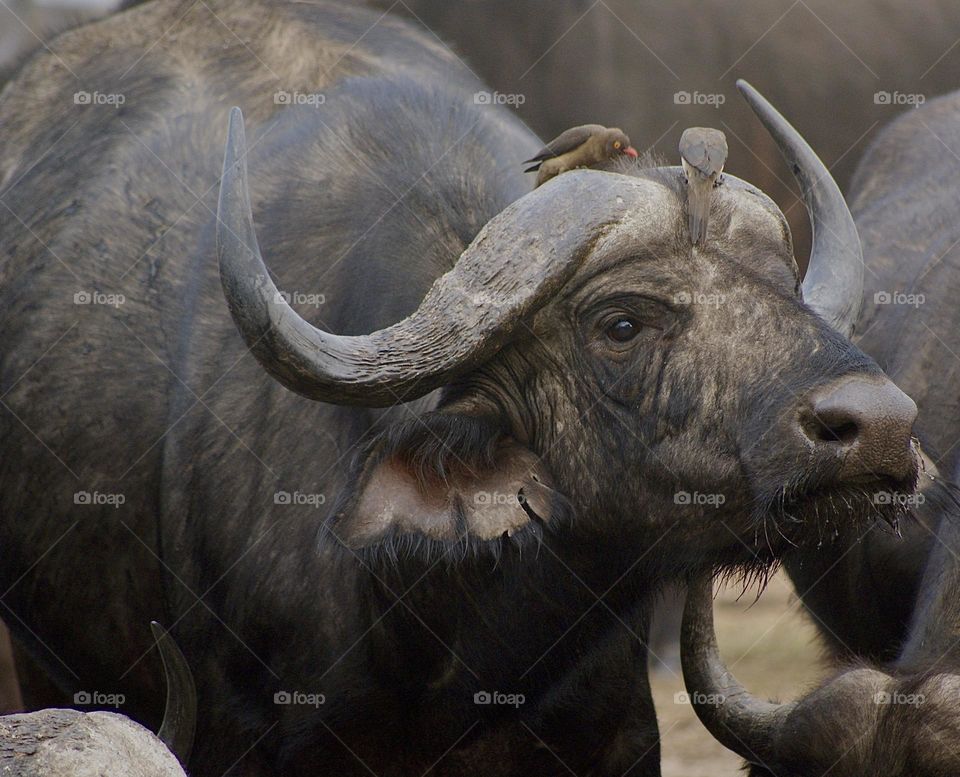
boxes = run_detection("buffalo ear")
[330,414,563,551]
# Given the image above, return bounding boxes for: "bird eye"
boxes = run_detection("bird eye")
[606,317,639,343]
[613,140,622,149]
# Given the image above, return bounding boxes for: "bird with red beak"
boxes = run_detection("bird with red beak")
[523,124,638,187]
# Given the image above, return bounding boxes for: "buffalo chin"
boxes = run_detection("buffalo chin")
[766,473,920,550]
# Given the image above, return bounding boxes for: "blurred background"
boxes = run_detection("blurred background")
[5,0,960,259]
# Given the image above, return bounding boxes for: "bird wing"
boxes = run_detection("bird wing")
[522,124,606,167]
[679,128,728,176]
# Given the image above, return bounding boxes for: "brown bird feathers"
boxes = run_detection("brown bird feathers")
[524,124,638,187]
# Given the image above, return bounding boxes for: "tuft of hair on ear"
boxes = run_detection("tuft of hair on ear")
[324,411,570,565]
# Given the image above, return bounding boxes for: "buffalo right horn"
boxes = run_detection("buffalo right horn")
[738,80,863,338]
[217,108,618,407]
[151,621,197,766]
[680,572,794,768]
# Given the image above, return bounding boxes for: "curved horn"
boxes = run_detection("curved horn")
[217,107,617,407]
[680,573,793,767]
[737,80,863,337]
[151,621,196,766]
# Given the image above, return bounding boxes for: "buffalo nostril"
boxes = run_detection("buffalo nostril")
[811,417,859,446]
[802,403,862,448]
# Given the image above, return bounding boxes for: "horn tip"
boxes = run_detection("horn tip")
[736,80,767,111]
[225,107,246,165]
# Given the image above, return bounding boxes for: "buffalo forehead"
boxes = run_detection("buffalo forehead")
[579,171,792,272]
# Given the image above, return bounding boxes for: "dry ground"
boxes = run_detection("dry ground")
[650,572,826,777]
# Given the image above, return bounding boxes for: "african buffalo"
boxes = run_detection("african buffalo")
[0,1,920,775]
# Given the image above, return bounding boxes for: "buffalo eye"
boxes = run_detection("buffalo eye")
[606,317,639,342]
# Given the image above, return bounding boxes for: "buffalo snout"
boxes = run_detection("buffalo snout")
[801,374,918,484]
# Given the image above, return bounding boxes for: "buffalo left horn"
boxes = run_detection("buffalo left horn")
[680,573,794,768]
[151,621,197,766]
[737,80,863,338]
[216,107,617,407]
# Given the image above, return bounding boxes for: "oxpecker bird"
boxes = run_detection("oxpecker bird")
[524,124,638,187]
[679,127,728,245]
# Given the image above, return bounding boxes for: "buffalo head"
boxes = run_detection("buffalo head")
[214,81,918,570]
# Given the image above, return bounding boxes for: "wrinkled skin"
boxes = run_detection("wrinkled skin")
[0,1,919,775]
